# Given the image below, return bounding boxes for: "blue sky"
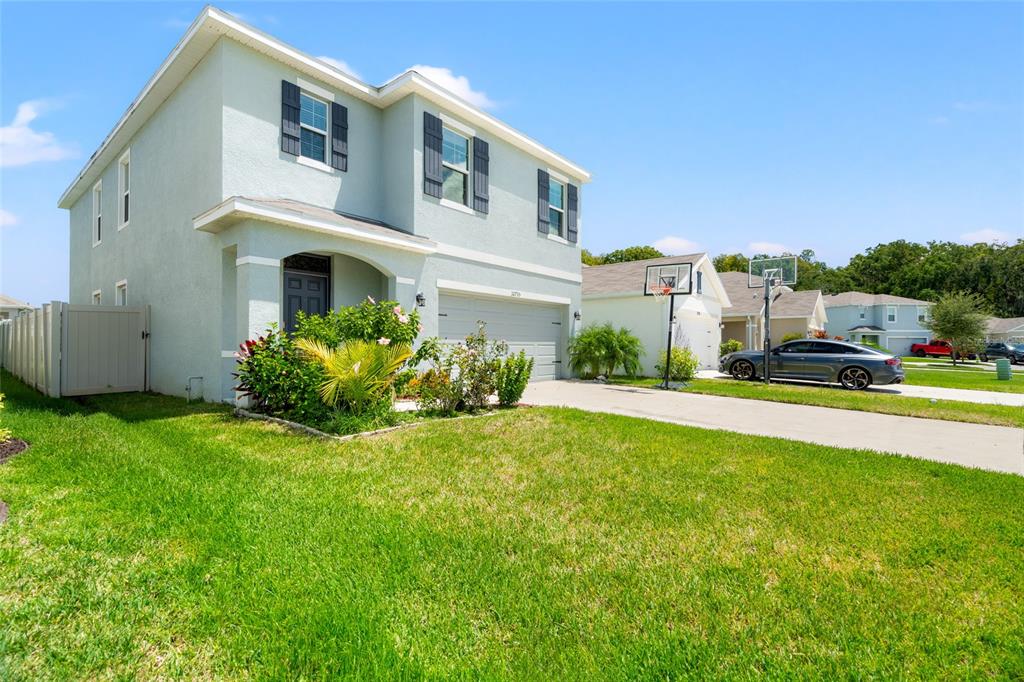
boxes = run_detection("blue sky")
[2,1,1022,305]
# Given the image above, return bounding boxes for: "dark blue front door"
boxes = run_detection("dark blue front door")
[284,272,328,332]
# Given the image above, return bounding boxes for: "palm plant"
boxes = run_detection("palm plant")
[295,338,412,414]
[607,327,643,377]
[568,324,610,379]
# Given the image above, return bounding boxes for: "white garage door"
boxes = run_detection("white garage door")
[438,294,563,381]
[677,312,720,369]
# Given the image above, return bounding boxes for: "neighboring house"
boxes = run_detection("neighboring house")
[986,317,1024,344]
[582,254,730,371]
[59,6,590,402]
[823,292,933,356]
[719,272,827,350]
[0,295,31,320]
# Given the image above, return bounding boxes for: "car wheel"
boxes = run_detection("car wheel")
[979,354,988,362]
[914,349,926,358]
[839,367,871,391]
[730,360,756,381]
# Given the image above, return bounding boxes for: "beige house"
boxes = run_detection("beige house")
[0,295,31,321]
[719,272,827,350]
[986,317,1024,344]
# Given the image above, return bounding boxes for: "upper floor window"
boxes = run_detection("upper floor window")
[548,178,565,237]
[886,305,897,323]
[118,150,130,228]
[92,290,102,305]
[917,306,929,323]
[299,93,328,163]
[115,280,128,306]
[442,127,470,205]
[858,306,866,319]
[92,181,102,245]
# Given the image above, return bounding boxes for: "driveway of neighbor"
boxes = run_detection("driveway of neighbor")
[694,370,1024,407]
[523,381,1024,475]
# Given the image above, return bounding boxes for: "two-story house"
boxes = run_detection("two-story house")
[823,292,933,355]
[59,7,590,402]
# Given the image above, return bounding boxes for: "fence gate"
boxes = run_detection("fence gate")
[0,302,149,398]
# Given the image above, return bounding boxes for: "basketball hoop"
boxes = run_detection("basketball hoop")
[649,284,673,301]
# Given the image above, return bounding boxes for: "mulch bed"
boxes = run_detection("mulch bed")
[0,438,28,465]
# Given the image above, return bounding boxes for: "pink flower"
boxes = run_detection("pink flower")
[367,295,376,304]
[398,314,409,324]
[418,323,424,332]
[378,337,390,345]
[393,305,403,315]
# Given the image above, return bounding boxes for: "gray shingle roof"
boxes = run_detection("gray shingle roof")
[582,254,706,296]
[986,317,1024,334]
[823,291,932,307]
[0,294,30,308]
[718,271,822,318]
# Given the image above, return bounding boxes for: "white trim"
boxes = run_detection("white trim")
[546,233,569,246]
[221,350,238,358]
[436,279,571,306]
[92,180,102,246]
[295,77,335,102]
[117,148,130,230]
[58,6,589,209]
[434,242,581,283]
[439,197,475,215]
[236,255,281,268]
[196,198,436,255]
[886,304,897,323]
[114,279,128,306]
[396,276,416,285]
[298,91,329,164]
[295,155,336,174]
[440,113,476,137]
[92,289,102,305]
[881,329,934,333]
[547,167,570,185]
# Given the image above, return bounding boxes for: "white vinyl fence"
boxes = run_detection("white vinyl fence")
[0,302,149,398]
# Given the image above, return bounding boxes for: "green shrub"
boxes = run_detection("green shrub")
[415,323,508,414]
[495,351,534,407]
[780,332,806,343]
[0,393,11,442]
[719,339,744,356]
[234,327,330,426]
[414,368,461,415]
[568,323,644,378]
[295,297,420,347]
[326,399,401,435]
[654,346,700,382]
[296,338,412,415]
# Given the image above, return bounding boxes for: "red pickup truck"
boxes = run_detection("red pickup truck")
[910,340,975,359]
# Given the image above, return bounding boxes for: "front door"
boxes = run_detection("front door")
[284,271,328,332]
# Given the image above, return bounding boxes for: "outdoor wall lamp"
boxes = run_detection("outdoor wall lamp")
[415,292,426,307]
[573,311,581,321]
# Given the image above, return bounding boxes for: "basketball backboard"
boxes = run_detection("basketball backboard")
[748,255,798,288]
[644,262,693,296]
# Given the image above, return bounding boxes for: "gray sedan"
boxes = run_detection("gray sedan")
[719,339,905,390]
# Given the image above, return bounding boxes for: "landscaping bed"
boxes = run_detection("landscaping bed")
[0,374,1021,678]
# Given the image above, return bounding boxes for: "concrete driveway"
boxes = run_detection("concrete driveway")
[523,380,1024,476]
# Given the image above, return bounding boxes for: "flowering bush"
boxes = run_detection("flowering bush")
[0,393,11,442]
[295,297,420,347]
[812,329,830,339]
[415,323,508,414]
[234,327,331,426]
[655,346,700,382]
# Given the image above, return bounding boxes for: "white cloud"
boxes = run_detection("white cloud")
[407,65,495,109]
[960,228,1014,244]
[317,57,361,80]
[747,241,792,255]
[0,99,76,167]
[652,236,701,255]
[0,209,17,227]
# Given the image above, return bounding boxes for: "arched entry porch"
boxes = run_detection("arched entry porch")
[282,251,389,331]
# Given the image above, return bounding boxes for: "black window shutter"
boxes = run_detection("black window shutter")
[537,169,550,233]
[423,112,443,198]
[331,102,348,171]
[472,137,489,213]
[566,183,579,243]
[281,80,301,156]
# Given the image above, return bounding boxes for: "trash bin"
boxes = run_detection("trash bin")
[995,358,1012,381]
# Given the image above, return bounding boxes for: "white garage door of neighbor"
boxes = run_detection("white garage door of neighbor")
[438,294,563,381]
[675,312,719,369]
[888,337,927,356]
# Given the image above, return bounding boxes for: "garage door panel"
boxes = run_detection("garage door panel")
[438,294,563,381]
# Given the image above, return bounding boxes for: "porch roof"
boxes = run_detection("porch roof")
[193,197,437,254]
[846,325,886,333]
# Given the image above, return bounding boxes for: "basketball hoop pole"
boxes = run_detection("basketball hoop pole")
[661,292,675,389]
[763,276,772,384]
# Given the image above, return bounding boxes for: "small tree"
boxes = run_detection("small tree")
[924,292,988,365]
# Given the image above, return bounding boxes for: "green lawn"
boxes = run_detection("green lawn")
[1,375,1022,678]
[903,367,1023,393]
[612,377,1024,428]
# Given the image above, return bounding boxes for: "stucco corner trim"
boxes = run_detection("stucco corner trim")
[437,279,571,306]
[396,276,416,285]
[236,255,281,268]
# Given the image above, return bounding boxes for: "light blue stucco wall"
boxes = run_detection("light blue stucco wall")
[824,303,932,355]
[67,36,585,402]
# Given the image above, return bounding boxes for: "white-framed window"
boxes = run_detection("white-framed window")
[92,180,102,246]
[299,92,328,163]
[917,306,929,324]
[115,280,128,306]
[92,289,102,305]
[118,149,130,228]
[858,306,866,320]
[441,127,470,205]
[886,305,897,323]
[548,177,565,237]
[696,270,703,294]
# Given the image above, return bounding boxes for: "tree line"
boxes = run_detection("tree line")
[583,240,1024,317]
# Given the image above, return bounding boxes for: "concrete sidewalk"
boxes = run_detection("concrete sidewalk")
[523,380,1024,475]
[694,370,1024,407]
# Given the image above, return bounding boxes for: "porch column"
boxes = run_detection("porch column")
[390,275,420,316]
[235,255,281,343]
